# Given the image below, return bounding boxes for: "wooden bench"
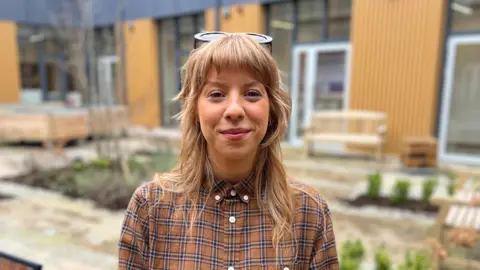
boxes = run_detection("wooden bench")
[430,168,480,270]
[0,251,42,270]
[303,110,387,160]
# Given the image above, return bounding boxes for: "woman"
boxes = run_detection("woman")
[118,32,338,269]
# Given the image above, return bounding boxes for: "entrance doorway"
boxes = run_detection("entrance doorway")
[288,42,352,147]
[439,35,480,165]
[97,56,119,105]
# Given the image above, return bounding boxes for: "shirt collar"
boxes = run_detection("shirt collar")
[204,172,256,204]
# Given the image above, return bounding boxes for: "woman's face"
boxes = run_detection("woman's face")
[197,68,270,161]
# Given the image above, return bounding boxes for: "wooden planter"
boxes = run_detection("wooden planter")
[400,137,437,168]
[0,105,129,147]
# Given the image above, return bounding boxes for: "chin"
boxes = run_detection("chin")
[218,146,256,160]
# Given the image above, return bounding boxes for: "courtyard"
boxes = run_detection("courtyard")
[2,135,472,270]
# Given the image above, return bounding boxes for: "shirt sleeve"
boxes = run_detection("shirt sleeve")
[309,202,339,270]
[118,189,150,269]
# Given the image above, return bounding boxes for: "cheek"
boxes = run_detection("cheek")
[249,100,270,129]
[197,99,222,131]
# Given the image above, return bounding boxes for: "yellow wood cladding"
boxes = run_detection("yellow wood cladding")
[349,0,447,154]
[0,21,21,103]
[205,3,265,33]
[124,19,161,128]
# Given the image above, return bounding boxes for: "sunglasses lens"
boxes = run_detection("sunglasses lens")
[194,32,272,52]
[246,34,269,43]
[198,33,227,42]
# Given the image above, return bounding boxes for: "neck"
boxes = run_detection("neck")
[208,151,257,184]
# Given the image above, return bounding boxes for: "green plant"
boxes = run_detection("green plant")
[367,172,382,199]
[340,257,361,270]
[390,179,411,205]
[340,239,365,270]
[375,247,392,270]
[421,178,438,204]
[447,178,456,196]
[91,158,111,168]
[397,250,431,270]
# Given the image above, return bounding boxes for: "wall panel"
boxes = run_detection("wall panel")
[124,19,161,127]
[349,0,447,154]
[0,21,21,103]
[205,3,265,33]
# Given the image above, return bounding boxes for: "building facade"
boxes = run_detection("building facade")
[1,0,479,165]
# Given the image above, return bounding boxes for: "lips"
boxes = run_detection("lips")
[220,128,251,141]
[220,128,251,135]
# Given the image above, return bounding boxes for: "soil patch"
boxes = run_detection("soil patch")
[0,193,15,201]
[2,150,176,210]
[344,195,439,214]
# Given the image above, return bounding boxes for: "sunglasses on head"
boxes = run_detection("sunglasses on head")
[193,31,273,54]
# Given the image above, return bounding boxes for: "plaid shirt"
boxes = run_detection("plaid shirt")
[118,176,338,270]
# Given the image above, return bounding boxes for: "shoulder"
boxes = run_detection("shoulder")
[288,178,331,215]
[128,175,173,210]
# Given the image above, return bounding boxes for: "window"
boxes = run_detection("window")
[95,26,116,56]
[17,25,68,102]
[159,14,205,127]
[266,0,352,92]
[269,2,294,90]
[297,0,324,42]
[451,0,480,33]
[327,0,352,38]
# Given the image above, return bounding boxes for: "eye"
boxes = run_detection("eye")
[246,89,262,98]
[207,90,225,100]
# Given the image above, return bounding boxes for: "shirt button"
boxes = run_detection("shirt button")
[214,195,221,201]
[229,216,236,223]
[243,195,249,201]
[228,267,235,270]
[230,190,237,196]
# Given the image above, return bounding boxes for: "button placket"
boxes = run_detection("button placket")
[226,191,239,270]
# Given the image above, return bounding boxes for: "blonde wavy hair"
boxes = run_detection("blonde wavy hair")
[156,34,297,255]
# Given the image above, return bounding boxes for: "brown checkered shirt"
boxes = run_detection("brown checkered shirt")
[118,176,338,269]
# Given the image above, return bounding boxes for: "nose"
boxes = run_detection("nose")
[224,94,245,122]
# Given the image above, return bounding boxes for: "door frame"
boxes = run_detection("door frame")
[438,34,480,165]
[97,55,119,105]
[288,42,352,146]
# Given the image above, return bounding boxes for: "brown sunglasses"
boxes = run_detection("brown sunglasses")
[193,31,273,54]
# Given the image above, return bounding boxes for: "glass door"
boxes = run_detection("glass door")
[289,42,352,147]
[439,35,480,165]
[289,48,309,145]
[97,56,119,105]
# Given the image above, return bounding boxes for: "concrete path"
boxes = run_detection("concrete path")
[1,182,122,270]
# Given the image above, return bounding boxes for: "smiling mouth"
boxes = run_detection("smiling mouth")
[220,128,251,135]
[220,128,252,141]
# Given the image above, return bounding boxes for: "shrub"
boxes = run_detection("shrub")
[367,172,382,199]
[422,178,438,204]
[340,239,365,270]
[340,257,361,270]
[397,250,431,270]
[374,247,392,270]
[390,179,411,205]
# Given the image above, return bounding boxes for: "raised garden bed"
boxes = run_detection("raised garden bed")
[344,195,439,214]
[2,150,176,210]
[342,172,450,215]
